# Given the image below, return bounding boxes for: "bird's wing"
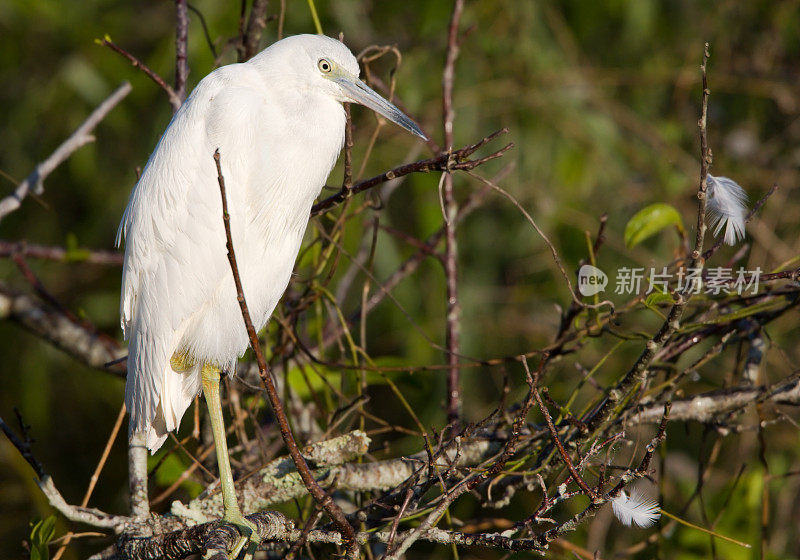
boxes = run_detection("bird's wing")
[118,66,267,445]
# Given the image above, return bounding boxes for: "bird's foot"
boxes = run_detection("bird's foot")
[225,512,260,560]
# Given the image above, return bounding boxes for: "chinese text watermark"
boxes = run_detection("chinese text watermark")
[577,266,761,297]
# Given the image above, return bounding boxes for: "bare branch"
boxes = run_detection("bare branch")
[527,358,598,501]
[119,509,549,560]
[214,149,358,555]
[584,44,714,433]
[0,415,126,529]
[0,82,132,224]
[0,282,126,376]
[129,432,150,519]
[239,0,270,62]
[0,240,123,265]
[99,38,181,111]
[178,433,500,519]
[174,0,189,102]
[630,374,800,425]
[39,476,126,530]
[441,0,466,424]
[310,129,513,216]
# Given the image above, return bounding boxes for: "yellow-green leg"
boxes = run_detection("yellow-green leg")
[201,363,260,559]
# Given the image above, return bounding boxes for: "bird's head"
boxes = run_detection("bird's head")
[260,34,428,140]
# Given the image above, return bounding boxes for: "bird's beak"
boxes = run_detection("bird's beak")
[336,76,428,140]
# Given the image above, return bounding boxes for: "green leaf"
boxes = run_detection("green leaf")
[29,515,57,560]
[645,291,674,308]
[624,203,684,248]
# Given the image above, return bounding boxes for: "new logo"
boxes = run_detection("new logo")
[578,264,608,296]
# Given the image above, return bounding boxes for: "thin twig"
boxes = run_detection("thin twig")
[283,509,323,560]
[53,404,127,560]
[465,170,614,312]
[213,150,358,556]
[310,128,512,216]
[187,3,218,59]
[383,487,414,557]
[0,240,123,265]
[441,0,465,425]
[0,412,45,478]
[525,358,599,501]
[175,0,189,103]
[99,37,182,110]
[239,0,270,62]
[690,42,713,270]
[584,44,714,433]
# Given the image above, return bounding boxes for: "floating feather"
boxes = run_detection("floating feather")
[611,487,661,528]
[706,174,748,246]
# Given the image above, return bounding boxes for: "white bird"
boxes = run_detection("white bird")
[117,34,425,556]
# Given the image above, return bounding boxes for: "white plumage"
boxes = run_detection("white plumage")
[611,487,661,528]
[706,173,748,246]
[117,34,425,453]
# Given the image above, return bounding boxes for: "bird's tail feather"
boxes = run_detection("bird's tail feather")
[144,360,201,452]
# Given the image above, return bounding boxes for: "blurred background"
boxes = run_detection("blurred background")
[1,1,799,558]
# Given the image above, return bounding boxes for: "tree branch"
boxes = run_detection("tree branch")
[0,240,123,265]
[0,415,126,530]
[441,0,466,424]
[174,0,189,103]
[214,150,358,556]
[0,282,126,376]
[99,38,181,111]
[0,82,132,224]
[629,374,800,425]
[177,433,500,520]
[239,0,270,62]
[309,129,512,217]
[584,44,713,433]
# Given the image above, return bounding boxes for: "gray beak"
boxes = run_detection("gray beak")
[336,76,428,140]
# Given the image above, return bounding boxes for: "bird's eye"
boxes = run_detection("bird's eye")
[317,58,332,73]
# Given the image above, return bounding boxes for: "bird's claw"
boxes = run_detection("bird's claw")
[227,514,260,560]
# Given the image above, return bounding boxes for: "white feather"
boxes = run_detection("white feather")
[611,487,661,528]
[706,174,748,246]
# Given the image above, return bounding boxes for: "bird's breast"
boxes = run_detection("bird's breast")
[234,94,346,331]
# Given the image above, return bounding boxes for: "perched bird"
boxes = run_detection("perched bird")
[117,34,425,555]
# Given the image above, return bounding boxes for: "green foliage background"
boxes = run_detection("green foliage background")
[1,1,799,558]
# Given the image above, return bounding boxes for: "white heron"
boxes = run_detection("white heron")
[117,34,425,555]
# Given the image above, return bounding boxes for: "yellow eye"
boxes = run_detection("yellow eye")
[318,58,332,73]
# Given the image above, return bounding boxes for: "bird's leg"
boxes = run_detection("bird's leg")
[201,363,259,560]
